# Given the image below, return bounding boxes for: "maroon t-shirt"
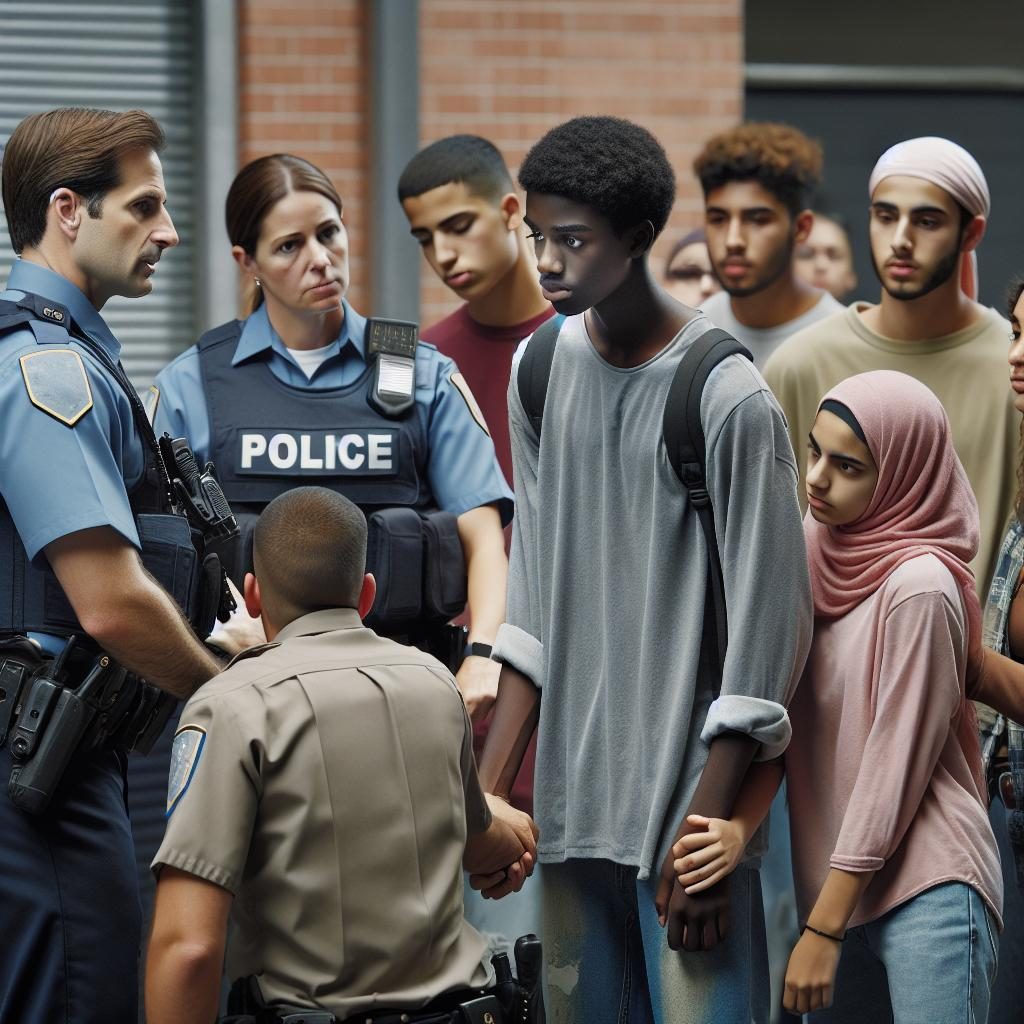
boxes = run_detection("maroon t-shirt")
[422,304,555,488]
[422,302,555,815]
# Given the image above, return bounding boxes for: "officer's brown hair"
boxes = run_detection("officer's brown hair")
[253,487,367,626]
[1,107,165,254]
[694,122,823,218]
[225,154,343,315]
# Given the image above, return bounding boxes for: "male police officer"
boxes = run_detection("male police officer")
[0,107,232,1022]
[146,487,538,1024]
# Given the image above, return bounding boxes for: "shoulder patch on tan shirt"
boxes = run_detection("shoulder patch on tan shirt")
[167,725,206,816]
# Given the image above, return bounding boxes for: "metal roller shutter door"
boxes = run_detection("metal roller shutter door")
[0,0,199,390]
[0,0,200,950]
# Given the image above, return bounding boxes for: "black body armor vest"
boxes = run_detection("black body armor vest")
[195,320,466,632]
[197,320,433,513]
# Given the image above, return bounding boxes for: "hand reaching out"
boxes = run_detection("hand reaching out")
[673,813,748,894]
[207,577,266,658]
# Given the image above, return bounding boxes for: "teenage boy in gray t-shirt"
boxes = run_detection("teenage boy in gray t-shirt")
[473,116,812,1023]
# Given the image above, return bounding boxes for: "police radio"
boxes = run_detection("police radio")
[159,435,237,543]
[366,317,418,417]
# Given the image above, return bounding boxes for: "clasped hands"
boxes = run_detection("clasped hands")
[469,794,540,900]
[654,813,747,952]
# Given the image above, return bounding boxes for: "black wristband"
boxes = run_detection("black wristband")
[465,642,493,660]
[802,923,845,944]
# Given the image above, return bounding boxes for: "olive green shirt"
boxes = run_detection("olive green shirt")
[153,608,492,1016]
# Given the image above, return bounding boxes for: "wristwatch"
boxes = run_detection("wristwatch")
[464,642,493,660]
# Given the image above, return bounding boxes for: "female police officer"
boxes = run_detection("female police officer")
[150,154,512,708]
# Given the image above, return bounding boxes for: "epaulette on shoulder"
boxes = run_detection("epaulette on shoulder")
[224,640,281,668]
[196,319,244,352]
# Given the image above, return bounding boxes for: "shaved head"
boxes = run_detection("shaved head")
[253,487,367,625]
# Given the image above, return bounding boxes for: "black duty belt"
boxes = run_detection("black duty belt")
[224,939,545,1024]
[0,634,176,815]
[223,996,504,1024]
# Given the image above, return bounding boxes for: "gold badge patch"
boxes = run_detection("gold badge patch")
[19,349,93,426]
[145,385,160,424]
[449,372,490,437]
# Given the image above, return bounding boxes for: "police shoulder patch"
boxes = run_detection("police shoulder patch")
[449,371,490,437]
[19,349,93,426]
[166,724,206,817]
[144,385,160,424]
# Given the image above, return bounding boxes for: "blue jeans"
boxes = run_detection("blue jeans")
[761,784,800,1022]
[542,859,769,1023]
[989,795,1024,1023]
[810,882,999,1024]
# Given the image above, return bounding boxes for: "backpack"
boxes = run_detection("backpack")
[516,315,752,673]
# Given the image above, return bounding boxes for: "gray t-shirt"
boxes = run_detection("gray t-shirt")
[494,314,812,878]
[701,289,843,369]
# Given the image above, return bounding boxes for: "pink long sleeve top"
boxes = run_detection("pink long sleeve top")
[787,554,1003,930]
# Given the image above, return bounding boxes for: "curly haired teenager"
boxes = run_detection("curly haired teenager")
[694,122,843,368]
[474,115,812,1024]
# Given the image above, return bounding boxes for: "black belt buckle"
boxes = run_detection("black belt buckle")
[0,659,29,749]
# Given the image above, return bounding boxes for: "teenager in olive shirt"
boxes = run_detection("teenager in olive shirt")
[765,135,1022,1024]
[479,116,811,1024]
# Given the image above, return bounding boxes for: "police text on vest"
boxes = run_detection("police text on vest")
[237,430,397,475]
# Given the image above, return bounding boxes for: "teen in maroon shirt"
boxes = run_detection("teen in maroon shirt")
[399,135,553,488]
[399,139,550,956]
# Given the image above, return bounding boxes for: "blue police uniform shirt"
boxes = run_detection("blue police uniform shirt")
[0,260,143,561]
[153,301,513,522]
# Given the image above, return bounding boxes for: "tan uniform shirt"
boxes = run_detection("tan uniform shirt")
[153,608,492,1016]
[764,303,1018,594]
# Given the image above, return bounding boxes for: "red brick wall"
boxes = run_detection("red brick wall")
[238,0,743,325]
[238,0,371,311]
[418,0,744,326]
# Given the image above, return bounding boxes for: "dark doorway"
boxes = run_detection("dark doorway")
[745,86,1024,311]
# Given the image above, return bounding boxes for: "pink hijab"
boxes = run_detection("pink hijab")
[804,370,983,787]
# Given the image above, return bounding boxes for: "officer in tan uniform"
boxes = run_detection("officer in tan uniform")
[144,487,538,1024]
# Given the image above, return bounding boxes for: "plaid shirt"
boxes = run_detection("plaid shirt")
[980,519,1024,885]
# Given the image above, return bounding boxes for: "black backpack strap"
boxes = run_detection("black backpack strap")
[516,314,565,440]
[662,327,753,680]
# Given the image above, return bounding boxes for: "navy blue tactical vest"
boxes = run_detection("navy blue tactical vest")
[0,295,205,638]
[197,321,433,513]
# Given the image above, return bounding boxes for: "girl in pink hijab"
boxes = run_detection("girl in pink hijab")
[673,370,1002,1022]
